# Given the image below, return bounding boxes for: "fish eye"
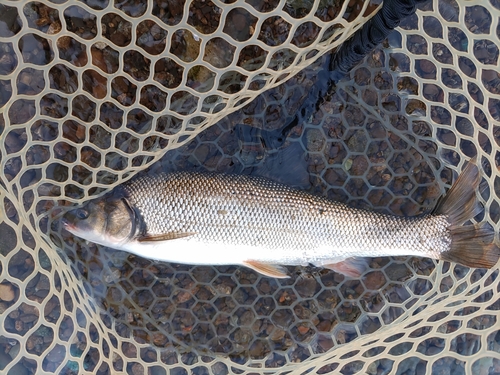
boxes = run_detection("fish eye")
[75,208,89,220]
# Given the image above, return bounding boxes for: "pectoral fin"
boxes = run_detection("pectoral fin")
[243,260,289,278]
[138,232,196,242]
[322,257,369,278]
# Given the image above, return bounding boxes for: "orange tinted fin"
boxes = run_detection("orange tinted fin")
[243,260,289,278]
[138,232,196,242]
[440,224,500,269]
[323,257,369,278]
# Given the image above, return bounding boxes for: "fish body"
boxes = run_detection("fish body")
[62,160,499,278]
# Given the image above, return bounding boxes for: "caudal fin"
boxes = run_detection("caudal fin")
[432,157,482,224]
[441,225,500,268]
[434,158,500,269]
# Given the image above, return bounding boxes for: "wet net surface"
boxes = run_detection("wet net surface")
[0,0,499,374]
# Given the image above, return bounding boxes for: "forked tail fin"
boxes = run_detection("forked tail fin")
[433,158,500,269]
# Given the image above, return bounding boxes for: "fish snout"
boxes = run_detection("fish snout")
[60,215,76,233]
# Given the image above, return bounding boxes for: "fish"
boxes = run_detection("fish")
[61,159,500,278]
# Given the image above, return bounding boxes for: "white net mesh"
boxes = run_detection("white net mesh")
[0,0,499,374]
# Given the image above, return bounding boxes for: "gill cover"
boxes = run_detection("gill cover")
[63,187,142,245]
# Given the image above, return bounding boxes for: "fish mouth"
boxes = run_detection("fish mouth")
[61,217,76,233]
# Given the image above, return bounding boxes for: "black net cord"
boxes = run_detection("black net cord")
[329,0,430,82]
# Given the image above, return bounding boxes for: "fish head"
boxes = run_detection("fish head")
[62,192,138,247]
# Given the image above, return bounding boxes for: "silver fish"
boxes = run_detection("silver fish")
[62,159,499,278]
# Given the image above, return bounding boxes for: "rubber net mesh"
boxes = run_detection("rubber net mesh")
[0,0,499,374]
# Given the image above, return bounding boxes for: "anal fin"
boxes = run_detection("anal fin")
[243,260,289,278]
[322,257,369,278]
